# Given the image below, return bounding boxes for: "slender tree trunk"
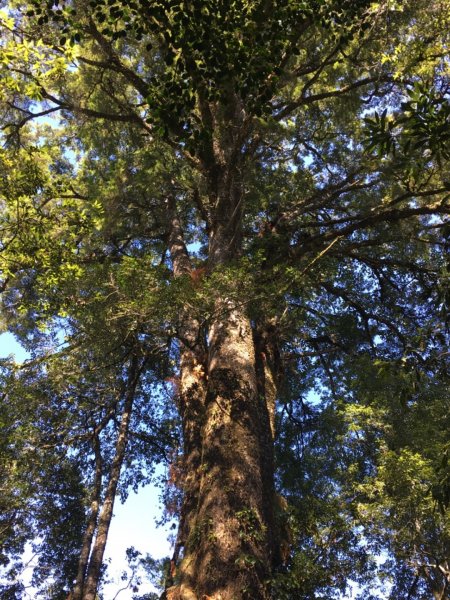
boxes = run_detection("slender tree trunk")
[82,355,143,600]
[72,434,103,600]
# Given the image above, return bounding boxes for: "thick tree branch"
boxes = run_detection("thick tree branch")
[292,195,449,256]
[86,19,150,99]
[4,68,150,133]
[274,76,395,120]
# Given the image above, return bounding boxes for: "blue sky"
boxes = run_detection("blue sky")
[0,332,171,599]
[0,332,28,362]
[102,483,171,598]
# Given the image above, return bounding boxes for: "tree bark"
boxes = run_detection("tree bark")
[194,298,276,599]
[172,138,278,597]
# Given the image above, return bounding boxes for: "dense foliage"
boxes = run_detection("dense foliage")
[0,0,449,598]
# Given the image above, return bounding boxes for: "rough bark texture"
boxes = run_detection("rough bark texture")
[174,302,277,600]
[193,299,275,600]
[169,104,279,596]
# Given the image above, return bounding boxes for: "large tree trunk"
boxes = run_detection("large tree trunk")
[193,299,276,599]
[172,134,279,597]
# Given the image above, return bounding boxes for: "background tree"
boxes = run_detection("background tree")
[0,138,177,598]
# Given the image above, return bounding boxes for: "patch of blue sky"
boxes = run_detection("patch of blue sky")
[186,240,202,255]
[102,480,172,599]
[0,331,30,362]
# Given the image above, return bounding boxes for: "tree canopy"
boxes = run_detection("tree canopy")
[0,0,449,599]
